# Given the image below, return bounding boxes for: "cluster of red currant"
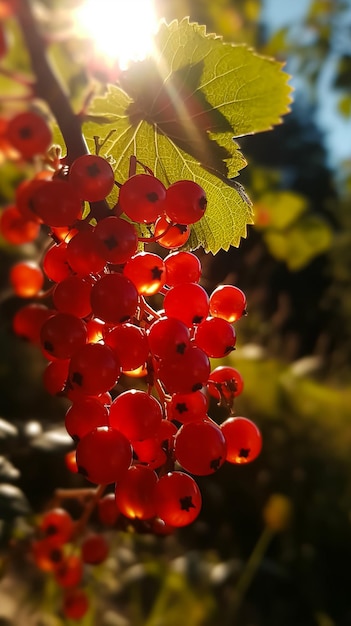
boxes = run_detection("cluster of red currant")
[0,108,262,619]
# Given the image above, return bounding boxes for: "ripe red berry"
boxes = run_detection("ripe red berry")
[65,398,109,441]
[163,282,209,327]
[154,471,202,527]
[39,508,74,547]
[154,215,190,249]
[207,365,244,403]
[6,110,52,159]
[53,275,92,318]
[29,179,83,227]
[10,261,44,298]
[194,316,236,358]
[94,216,138,264]
[40,312,87,359]
[220,416,262,464]
[98,493,120,526]
[76,426,132,484]
[118,173,166,223]
[164,180,207,224]
[90,273,139,324]
[54,554,83,588]
[109,389,163,442]
[123,252,166,296]
[69,154,115,201]
[147,317,191,360]
[174,419,227,475]
[209,284,247,322]
[115,465,158,520]
[0,205,40,244]
[164,250,201,286]
[68,342,121,396]
[156,345,210,394]
[104,324,149,372]
[166,390,208,424]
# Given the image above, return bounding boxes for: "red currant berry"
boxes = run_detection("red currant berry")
[207,365,244,403]
[174,419,227,475]
[66,228,105,275]
[123,252,166,296]
[147,317,191,360]
[118,173,166,223]
[0,205,40,244]
[220,416,262,464]
[209,285,247,322]
[29,179,82,227]
[69,154,115,201]
[6,110,52,159]
[40,312,87,360]
[43,242,72,283]
[90,273,139,324]
[154,215,190,249]
[115,465,158,520]
[164,180,207,224]
[53,275,92,318]
[39,508,74,547]
[163,282,209,327]
[166,390,208,424]
[94,216,138,264]
[104,324,149,372]
[164,251,201,286]
[98,493,120,526]
[109,389,163,441]
[194,316,236,358]
[54,554,83,588]
[10,261,44,298]
[76,426,132,484]
[65,398,109,441]
[154,471,202,527]
[68,342,121,396]
[156,345,210,394]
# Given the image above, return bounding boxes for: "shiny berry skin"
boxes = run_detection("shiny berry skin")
[65,398,109,441]
[109,389,163,441]
[220,416,262,464]
[164,180,207,224]
[194,317,236,358]
[104,324,149,372]
[123,252,166,296]
[163,282,209,327]
[90,273,139,324]
[154,471,202,527]
[66,228,105,275]
[6,110,52,159]
[40,312,87,359]
[147,317,191,360]
[53,275,92,318]
[39,508,74,547]
[63,588,89,620]
[94,216,138,264]
[81,533,109,564]
[43,242,71,282]
[76,426,132,484]
[156,345,210,394]
[166,390,209,424]
[29,179,82,227]
[15,177,48,221]
[43,359,69,395]
[0,205,40,244]
[132,420,177,469]
[32,539,63,572]
[115,465,158,520]
[174,419,227,475]
[207,365,244,403]
[69,154,115,201]
[13,303,54,345]
[118,173,166,223]
[68,343,121,396]
[164,251,201,286]
[154,216,190,249]
[10,261,44,298]
[209,285,247,322]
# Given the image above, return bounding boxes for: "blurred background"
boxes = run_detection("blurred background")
[1,0,351,624]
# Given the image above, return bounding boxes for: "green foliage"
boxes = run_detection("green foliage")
[82,18,292,252]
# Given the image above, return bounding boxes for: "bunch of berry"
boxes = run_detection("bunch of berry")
[1,108,262,619]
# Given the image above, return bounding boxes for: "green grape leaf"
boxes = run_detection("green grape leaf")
[82,18,292,252]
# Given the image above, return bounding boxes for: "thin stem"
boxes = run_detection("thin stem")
[73,484,107,538]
